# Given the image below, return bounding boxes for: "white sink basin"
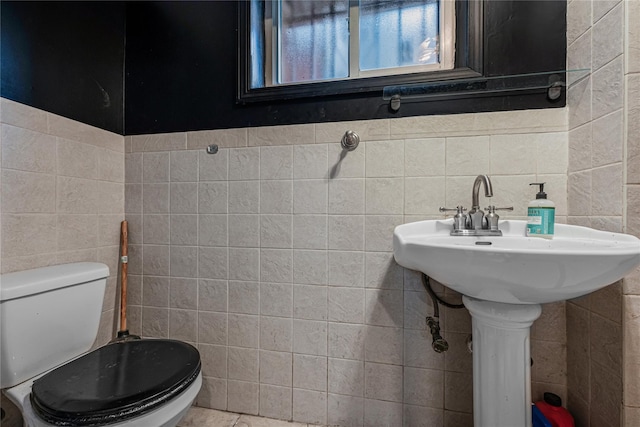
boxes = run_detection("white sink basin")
[393,219,640,304]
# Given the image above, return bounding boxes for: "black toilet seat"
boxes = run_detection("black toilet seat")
[30,339,201,426]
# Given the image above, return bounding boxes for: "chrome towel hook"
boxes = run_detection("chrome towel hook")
[341,130,360,151]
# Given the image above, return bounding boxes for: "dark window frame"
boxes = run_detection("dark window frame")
[237,0,483,104]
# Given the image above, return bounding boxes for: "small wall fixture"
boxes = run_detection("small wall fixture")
[341,130,360,151]
[206,144,219,154]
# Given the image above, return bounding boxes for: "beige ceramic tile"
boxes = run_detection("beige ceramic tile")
[591,163,623,216]
[567,0,591,45]
[531,340,567,385]
[536,132,568,175]
[57,176,99,213]
[364,140,404,177]
[47,112,123,152]
[623,405,640,427]
[1,169,56,213]
[590,362,622,427]
[592,0,619,23]
[592,110,623,168]
[628,185,640,237]
[57,214,99,251]
[403,366,444,408]
[0,253,57,274]
[443,410,473,427]
[444,371,473,413]
[568,76,592,130]
[490,134,537,176]
[328,394,364,427]
[590,282,622,323]
[236,413,306,427]
[471,108,566,135]
[629,0,640,74]
[97,214,124,247]
[623,265,640,295]
[568,30,592,85]
[131,132,186,152]
[316,119,389,143]
[55,248,98,266]
[94,181,124,214]
[531,301,566,343]
[228,380,259,415]
[404,137,446,177]
[566,302,590,401]
[592,57,624,121]
[568,171,591,216]
[445,136,490,176]
[0,98,48,132]
[292,388,327,425]
[187,128,247,149]
[1,213,56,258]
[248,124,314,146]
[98,148,125,182]
[196,377,228,411]
[57,137,99,179]
[590,313,622,377]
[628,75,640,184]
[567,392,590,427]
[624,295,640,406]
[592,3,623,71]
[390,113,474,139]
[178,407,239,427]
[1,124,56,173]
[403,404,444,427]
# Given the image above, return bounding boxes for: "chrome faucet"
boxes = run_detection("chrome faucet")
[468,174,493,230]
[440,174,512,236]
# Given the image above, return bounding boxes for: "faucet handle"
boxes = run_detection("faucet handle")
[440,206,467,231]
[484,206,513,230]
[485,206,514,213]
[439,206,467,214]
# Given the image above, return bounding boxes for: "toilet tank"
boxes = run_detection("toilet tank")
[0,262,109,389]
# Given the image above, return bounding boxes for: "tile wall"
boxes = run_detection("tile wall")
[0,97,125,348]
[623,0,640,424]
[566,0,640,425]
[124,108,569,426]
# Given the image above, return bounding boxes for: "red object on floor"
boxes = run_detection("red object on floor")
[534,392,575,427]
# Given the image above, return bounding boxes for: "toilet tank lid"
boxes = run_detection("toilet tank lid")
[0,262,109,302]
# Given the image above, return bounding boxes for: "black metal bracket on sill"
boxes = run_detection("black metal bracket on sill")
[383,69,590,112]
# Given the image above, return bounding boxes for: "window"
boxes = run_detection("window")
[243,0,459,99]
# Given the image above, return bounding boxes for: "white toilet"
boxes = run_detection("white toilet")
[0,262,202,427]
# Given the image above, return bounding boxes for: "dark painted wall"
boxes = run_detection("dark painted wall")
[0,1,566,136]
[0,1,125,134]
[124,0,567,135]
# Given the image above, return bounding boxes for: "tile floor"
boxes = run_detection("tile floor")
[178,407,316,427]
[1,397,316,427]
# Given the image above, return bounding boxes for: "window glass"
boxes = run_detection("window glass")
[359,0,440,71]
[279,0,349,84]
[245,0,456,93]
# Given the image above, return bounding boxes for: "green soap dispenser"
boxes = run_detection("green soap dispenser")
[527,183,555,239]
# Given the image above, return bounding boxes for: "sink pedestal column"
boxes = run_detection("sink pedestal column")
[463,296,542,427]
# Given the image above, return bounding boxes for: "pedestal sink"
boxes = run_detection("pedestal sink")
[393,219,640,427]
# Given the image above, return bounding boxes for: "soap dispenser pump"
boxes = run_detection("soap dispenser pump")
[527,183,555,239]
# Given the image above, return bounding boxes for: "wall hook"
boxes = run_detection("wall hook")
[341,130,360,151]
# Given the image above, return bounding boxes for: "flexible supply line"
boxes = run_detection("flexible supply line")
[421,273,464,353]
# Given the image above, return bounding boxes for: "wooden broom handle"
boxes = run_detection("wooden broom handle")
[120,220,129,331]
